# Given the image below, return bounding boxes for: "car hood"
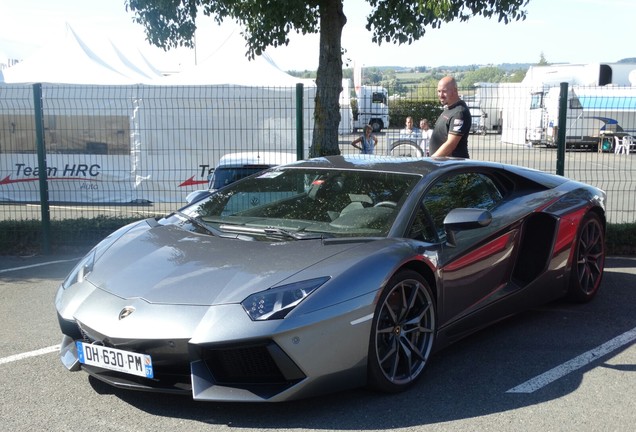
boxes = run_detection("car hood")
[87,223,359,306]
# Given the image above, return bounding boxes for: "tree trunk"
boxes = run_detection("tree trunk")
[309,0,346,158]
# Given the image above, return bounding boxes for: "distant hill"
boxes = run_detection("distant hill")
[365,63,533,72]
[351,60,636,71]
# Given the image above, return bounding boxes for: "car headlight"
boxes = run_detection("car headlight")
[62,251,95,290]
[241,277,330,321]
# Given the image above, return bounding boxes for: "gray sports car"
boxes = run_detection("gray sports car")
[55,155,606,402]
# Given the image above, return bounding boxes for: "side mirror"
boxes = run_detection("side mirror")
[443,208,492,247]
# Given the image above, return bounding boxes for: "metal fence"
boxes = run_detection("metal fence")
[1,81,634,248]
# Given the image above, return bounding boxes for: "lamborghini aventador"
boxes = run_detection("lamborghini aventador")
[55,155,606,402]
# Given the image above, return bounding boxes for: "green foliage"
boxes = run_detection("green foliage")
[287,70,317,79]
[365,67,384,84]
[0,217,144,256]
[353,66,527,95]
[0,219,41,256]
[125,1,530,58]
[366,0,530,45]
[605,223,636,255]
[459,66,507,87]
[500,69,526,82]
[1,218,634,257]
[389,98,443,129]
[126,0,320,58]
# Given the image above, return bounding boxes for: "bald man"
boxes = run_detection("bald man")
[429,76,471,158]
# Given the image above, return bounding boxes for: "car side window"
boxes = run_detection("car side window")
[422,173,503,240]
[407,204,438,242]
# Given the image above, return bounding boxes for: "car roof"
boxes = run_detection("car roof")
[283,155,570,190]
[284,155,498,175]
[218,151,298,167]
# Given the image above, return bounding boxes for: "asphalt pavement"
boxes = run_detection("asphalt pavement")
[0,254,635,431]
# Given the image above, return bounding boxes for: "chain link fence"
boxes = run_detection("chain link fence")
[1,81,634,250]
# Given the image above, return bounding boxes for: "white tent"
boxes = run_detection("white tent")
[0,26,354,204]
[152,29,351,136]
[0,23,163,84]
[154,30,310,87]
[157,48,307,86]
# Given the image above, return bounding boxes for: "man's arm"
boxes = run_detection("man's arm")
[431,133,462,157]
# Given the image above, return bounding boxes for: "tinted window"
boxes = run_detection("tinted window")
[422,173,503,240]
[530,93,543,110]
[211,166,272,189]
[372,92,386,104]
[184,168,420,239]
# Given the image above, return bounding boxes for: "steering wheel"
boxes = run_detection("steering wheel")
[374,201,397,209]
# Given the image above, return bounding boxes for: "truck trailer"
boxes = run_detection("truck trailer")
[522,62,636,148]
[527,85,636,149]
[351,85,389,133]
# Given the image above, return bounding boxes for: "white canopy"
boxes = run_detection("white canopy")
[0,23,163,84]
[155,30,312,87]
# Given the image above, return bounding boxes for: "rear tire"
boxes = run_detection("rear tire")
[566,211,605,302]
[368,270,436,393]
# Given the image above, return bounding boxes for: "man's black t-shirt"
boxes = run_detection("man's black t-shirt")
[429,100,471,158]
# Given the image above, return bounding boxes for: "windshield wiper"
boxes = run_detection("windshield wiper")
[263,227,325,240]
[175,211,225,237]
[218,224,324,240]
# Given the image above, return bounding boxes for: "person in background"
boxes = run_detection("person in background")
[419,118,433,156]
[351,124,378,154]
[429,76,471,158]
[400,116,420,140]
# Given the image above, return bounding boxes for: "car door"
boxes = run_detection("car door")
[419,171,520,326]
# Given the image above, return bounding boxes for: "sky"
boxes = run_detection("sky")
[0,0,634,73]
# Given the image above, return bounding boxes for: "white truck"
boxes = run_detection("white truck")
[472,82,504,134]
[522,62,636,147]
[351,85,389,133]
[527,86,636,149]
[468,105,487,135]
[526,85,636,149]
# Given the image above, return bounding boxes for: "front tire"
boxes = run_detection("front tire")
[368,270,436,393]
[370,120,382,132]
[566,211,605,302]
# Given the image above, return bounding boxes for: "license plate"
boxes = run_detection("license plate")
[76,341,154,379]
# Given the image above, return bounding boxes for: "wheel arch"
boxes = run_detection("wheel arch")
[367,260,438,392]
[589,205,606,232]
[564,207,606,302]
[397,259,438,304]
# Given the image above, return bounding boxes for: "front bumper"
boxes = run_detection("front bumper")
[56,291,375,402]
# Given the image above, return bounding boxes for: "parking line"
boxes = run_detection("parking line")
[506,326,636,393]
[0,345,59,365]
[0,258,79,274]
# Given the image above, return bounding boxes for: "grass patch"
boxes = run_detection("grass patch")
[0,216,144,256]
[605,223,636,256]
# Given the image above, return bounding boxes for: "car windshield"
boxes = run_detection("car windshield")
[210,165,272,189]
[180,167,420,240]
